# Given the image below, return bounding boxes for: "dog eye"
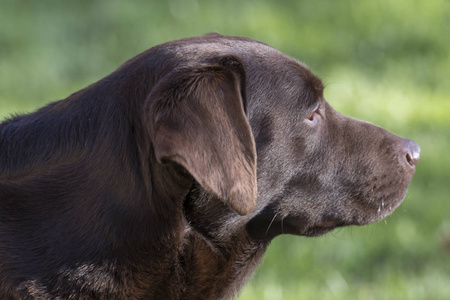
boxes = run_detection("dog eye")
[306,104,320,122]
[306,112,316,121]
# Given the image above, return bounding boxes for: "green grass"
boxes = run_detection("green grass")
[1,1,449,299]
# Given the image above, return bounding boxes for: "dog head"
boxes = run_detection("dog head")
[143,34,419,240]
[245,59,420,238]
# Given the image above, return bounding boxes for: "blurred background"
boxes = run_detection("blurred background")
[1,0,448,299]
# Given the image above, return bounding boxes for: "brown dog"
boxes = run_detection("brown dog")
[0,34,419,299]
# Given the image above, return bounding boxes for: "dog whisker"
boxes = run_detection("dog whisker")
[265,213,279,237]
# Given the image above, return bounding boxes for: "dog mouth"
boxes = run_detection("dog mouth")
[248,182,410,240]
[276,215,344,238]
[302,219,347,237]
[293,192,408,237]
[314,220,339,228]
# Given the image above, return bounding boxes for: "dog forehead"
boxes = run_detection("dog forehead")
[167,36,283,62]
[159,35,317,79]
[161,35,323,107]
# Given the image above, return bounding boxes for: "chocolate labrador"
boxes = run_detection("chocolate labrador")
[0,34,420,299]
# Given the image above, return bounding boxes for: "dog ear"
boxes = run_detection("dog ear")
[146,56,257,216]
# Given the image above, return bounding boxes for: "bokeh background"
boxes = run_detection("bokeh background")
[1,1,449,299]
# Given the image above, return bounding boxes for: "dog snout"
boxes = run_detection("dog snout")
[401,139,421,168]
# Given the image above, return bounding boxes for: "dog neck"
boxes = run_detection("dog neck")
[179,183,269,299]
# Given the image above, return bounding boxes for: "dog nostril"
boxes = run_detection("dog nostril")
[406,153,414,167]
[404,139,421,167]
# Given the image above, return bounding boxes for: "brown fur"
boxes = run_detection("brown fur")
[0,34,420,299]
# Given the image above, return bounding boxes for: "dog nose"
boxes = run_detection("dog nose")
[403,139,421,168]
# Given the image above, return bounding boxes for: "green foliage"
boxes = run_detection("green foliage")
[1,1,448,299]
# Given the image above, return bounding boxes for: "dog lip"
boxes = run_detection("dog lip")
[314,220,338,228]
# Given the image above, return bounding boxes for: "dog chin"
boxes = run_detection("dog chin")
[362,192,408,226]
[301,225,339,237]
[299,197,407,237]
